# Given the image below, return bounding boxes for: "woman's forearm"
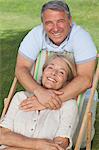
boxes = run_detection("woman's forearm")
[0,127,37,149]
[0,127,64,150]
[4,146,33,150]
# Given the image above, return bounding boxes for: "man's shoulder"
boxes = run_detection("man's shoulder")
[70,23,90,40]
[69,23,96,63]
[24,24,45,42]
[30,24,44,34]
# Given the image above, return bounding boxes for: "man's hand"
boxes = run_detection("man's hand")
[20,96,45,111]
[34,87,63,110]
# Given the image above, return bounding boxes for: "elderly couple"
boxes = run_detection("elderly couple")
[0,1,97,150]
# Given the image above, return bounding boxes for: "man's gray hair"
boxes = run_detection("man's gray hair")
[41,0,71,22]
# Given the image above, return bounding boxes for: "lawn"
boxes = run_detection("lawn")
[0,0,99,149]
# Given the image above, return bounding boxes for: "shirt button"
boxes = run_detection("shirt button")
[31,128,34,131]
[34,119,36,122]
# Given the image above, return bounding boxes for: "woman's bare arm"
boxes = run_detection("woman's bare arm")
[0,127,64,150]
[0,127,37,149]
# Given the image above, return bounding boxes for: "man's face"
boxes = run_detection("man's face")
[42,57,68,90]
[42,9,72,45]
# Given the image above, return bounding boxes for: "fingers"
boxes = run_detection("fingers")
[54,137,69,149]
[20,100,33,110]
[48,98,62,110]
[20,89,63,111]
[56,144,64,150]
[52,95,62,106]
[20,96,36,107]
[53,90,64,95]
[19,96,36,111]
[19,97,45,111]
[20,99,31,107]
[44,143,64,150]
[52,144,64,150]
[39,139,64,150]
[46,100,57,110]
[46,91,62,109]
[20,104,35,111]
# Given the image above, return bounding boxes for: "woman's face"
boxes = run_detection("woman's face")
[42,57,68,90]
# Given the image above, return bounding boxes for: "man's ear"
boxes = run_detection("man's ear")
[69,16,72,27]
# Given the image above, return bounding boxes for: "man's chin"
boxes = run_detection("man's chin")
[50,36,67,45]
[49,37,62,45]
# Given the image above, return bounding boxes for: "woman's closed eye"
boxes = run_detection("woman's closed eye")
[47,65,54,70]
[58,70,65,76]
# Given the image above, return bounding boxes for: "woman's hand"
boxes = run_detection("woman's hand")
[20,87,64,111]
[54,137,69,150]
[20,96,45,111]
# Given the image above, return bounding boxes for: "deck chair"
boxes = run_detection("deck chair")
[0,50,99,150]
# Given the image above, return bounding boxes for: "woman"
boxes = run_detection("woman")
[0,54,79,150]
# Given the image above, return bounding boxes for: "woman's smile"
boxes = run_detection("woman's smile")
[47,77,57,83]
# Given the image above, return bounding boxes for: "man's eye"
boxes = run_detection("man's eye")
[45,21,53,26]
[57,19,65,24]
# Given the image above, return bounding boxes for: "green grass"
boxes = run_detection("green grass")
[0,0,99,149]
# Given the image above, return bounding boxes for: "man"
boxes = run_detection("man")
[15,0,97,148]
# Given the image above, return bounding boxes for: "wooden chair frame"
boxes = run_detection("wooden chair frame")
[74,57,99,150]
[1,56,99,150]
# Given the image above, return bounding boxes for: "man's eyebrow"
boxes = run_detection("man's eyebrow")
[45,20,53,24]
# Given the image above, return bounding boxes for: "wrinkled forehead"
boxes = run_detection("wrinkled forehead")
[47,57,69,70]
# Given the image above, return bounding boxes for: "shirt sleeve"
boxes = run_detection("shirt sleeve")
[0,91,27,131]
[19,25,43,61]
[55,100,79,149]
[72,27,97,64]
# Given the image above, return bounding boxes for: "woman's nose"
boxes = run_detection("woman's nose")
[51,69,57,75]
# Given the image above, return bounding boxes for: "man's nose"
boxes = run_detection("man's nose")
[53,23,59,32]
